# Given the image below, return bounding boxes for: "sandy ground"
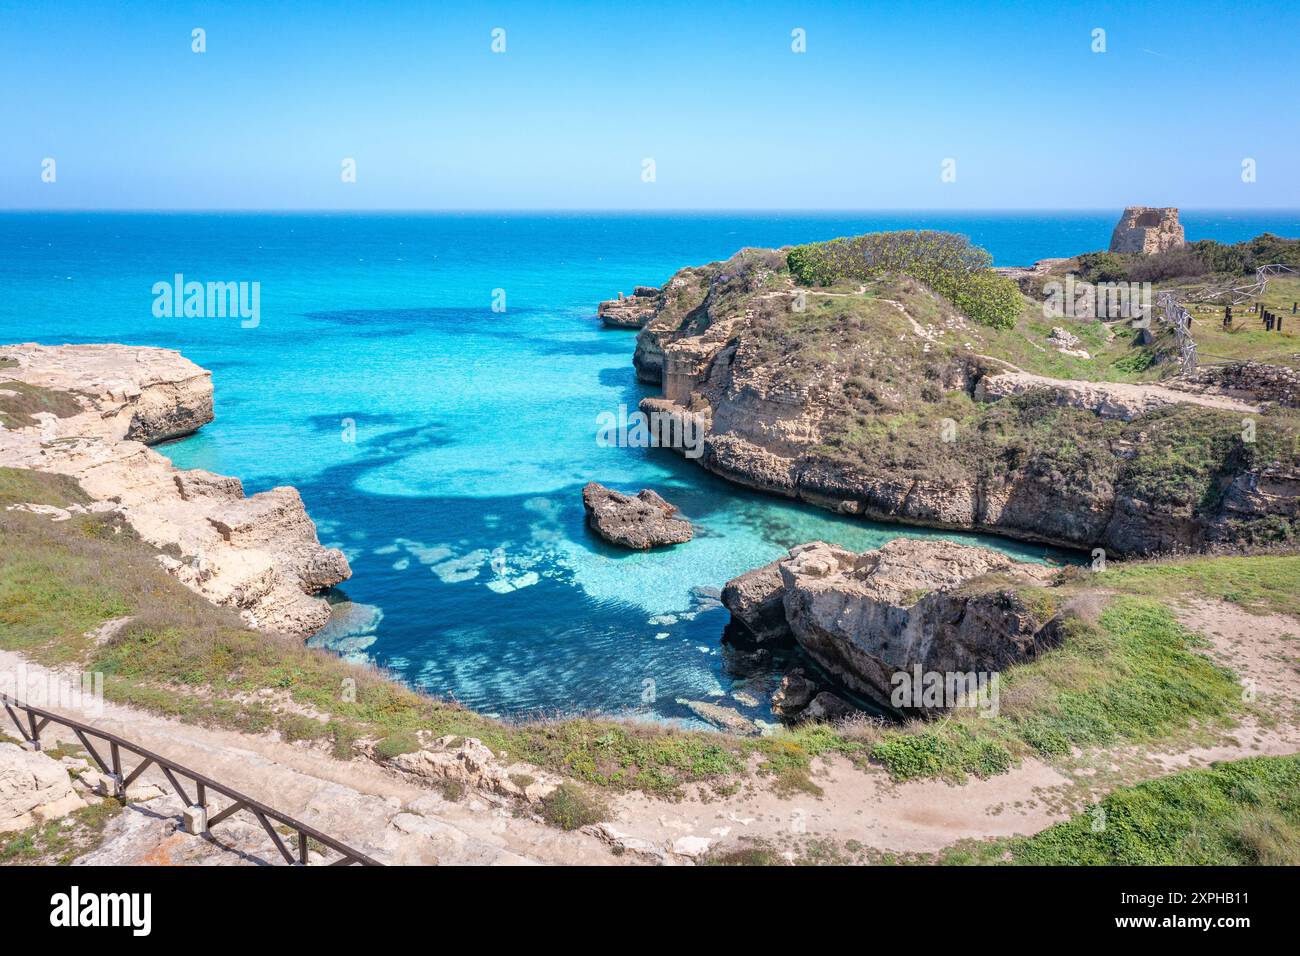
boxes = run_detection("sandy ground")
[3,595,1297,865]
[594,597,1300,860]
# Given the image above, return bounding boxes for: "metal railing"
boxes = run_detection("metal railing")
[1155,290,1199,373]
[1,692,381,866]
[1188,263,1298,306]
[1153,263,1299,375]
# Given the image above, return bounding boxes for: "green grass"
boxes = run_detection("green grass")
[941,755,1300,865]
[0,466,91,509]
[0,381,83,429]
[786,230,1021,329]
[1101,553,1300,618]
[538,782,609,831]
[374,730,421,759]
[0,800,123,865]
[867,597,1244,781]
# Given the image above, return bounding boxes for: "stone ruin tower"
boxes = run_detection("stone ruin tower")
[1109,207,1185,254]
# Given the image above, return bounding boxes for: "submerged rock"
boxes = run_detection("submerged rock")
[675,698,760,736]
[581,482,693,549]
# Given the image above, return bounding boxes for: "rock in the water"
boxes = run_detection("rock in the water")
[0,743,86,833]
[598,286,663,329]
[1109,206,1185,255]
[769,669,818,719]
[675,699,760,736]
[582,482,693,549]
[721,543,819,643]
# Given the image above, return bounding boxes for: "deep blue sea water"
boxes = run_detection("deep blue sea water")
[4,211,1299,724]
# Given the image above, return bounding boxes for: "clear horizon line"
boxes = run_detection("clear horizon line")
[4,206,1300,215]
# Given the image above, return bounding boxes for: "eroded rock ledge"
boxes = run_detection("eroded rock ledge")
[724,538,1063,715]
[620,251,1300,556]
[0,343,349,635]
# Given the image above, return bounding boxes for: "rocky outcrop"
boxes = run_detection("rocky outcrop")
[619,248,1299,556]
[582,482,693,549]
[721,557,794,643]
[1047,326,1090,359]
[0,743,87,832]
[1171,361,1300,409]
[386,735,561,805]
[1109,207,1185,255]
[0,343,349,635]
[598,286,663,329]
[737,539,1061,714]
[0,342,213,442]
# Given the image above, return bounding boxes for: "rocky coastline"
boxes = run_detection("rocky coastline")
[617,247,1300,557]
[0,343,349,635]
[723,538,1063,716]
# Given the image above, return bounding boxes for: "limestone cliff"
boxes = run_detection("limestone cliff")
[725,539,1063,715]
[625,247,1300,556]
[0,343,349,635]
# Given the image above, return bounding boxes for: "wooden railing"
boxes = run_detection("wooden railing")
[1,692,381,866]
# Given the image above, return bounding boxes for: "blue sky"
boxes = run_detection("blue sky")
[1,0,1296,210]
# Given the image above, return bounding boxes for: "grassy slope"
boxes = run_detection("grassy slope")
[862,596,1244,781]
[733,275,1300,544]
[940,754,1300,865]
[3,465,1291,797]
[0,468,767,797]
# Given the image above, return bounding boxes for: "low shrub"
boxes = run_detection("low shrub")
[787,231,1020,329]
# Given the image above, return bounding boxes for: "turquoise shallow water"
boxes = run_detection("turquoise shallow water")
[4,211,1299,723]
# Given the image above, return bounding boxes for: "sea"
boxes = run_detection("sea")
[4,210,1298,724]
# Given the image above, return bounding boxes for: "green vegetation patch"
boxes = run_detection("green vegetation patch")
[1100,553,1300,619]
[1076,233,1300,286]
[868,597,1244,781]
[0,466,92,509]
[942,755,1300,865]
[0,800,124,865]
[0,381,83,429]
[787,230,1021,329]
[539,782,608,831]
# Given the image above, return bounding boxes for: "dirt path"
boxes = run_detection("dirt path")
[0,649,613,866]
[5,595,1296,864]
[592,597,1300,860]
[981,369,1260,417]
